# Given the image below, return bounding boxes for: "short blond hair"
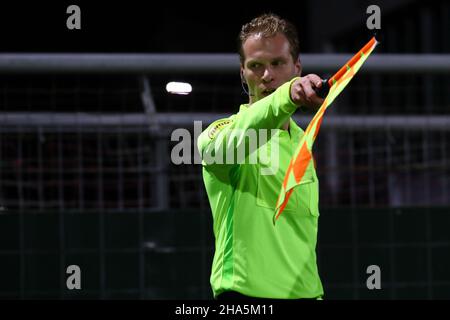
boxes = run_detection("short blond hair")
[238,13,300,64]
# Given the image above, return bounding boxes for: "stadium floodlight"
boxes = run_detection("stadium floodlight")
[166,82,192,95]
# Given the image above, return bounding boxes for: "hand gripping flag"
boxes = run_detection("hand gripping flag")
[273,36,378,225]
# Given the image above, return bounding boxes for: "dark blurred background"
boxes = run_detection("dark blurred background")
[0,0,447,53]
[0,0,449,299]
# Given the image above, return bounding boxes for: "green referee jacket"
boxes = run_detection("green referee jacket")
[197,77,323,299]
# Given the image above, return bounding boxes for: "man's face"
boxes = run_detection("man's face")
[241,32,301,104]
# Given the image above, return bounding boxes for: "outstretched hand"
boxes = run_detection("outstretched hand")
[290,75,325,111]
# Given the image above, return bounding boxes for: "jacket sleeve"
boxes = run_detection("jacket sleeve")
[197,77,299,171]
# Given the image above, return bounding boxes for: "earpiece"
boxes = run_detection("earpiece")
[240,70,253,96]
[240,70,246,84]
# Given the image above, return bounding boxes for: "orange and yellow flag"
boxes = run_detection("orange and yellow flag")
[274,37,378,224]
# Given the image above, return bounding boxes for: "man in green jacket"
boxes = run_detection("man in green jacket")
[198,13,325,300]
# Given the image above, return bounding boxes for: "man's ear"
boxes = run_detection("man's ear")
[295,57,302,76]
[240,66,246,83]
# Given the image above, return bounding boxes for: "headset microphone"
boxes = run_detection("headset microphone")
[240,71,254,96]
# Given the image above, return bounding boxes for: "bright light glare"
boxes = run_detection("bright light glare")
[166,82,192,95]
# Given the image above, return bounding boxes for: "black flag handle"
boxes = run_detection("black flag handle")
[315,78,330,99]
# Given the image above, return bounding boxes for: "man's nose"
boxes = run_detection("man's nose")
[261,67,274,83]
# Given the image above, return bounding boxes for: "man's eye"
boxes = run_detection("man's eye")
[272,60,283,66]
[250,63,261,68]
